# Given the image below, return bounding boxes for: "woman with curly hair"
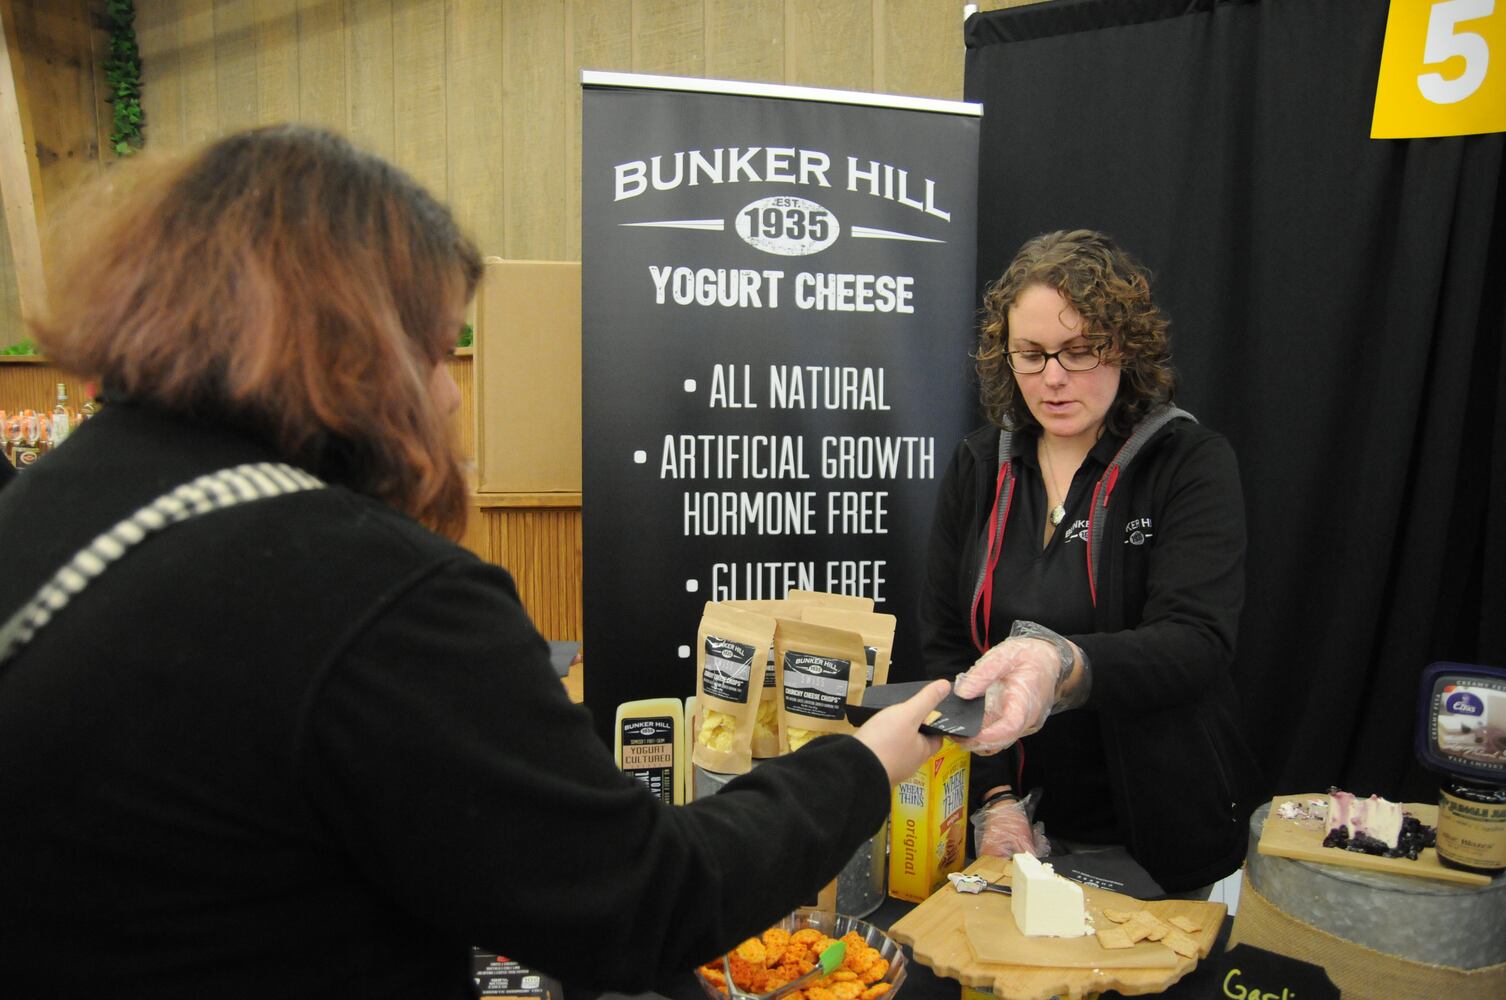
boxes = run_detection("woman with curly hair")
[920,229,1263,896]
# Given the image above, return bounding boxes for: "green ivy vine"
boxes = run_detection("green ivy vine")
[102,0,143,157]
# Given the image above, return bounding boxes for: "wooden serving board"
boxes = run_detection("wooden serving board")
[1257,792,1491,887]
[888,855,1225,1000]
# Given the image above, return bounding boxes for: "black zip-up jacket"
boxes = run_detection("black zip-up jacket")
[920,412,1265,892]
[0,403,891,999]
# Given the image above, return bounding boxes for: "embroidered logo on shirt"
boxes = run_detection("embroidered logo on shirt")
[1125,517,1153,546]
[1062,518,1089,543]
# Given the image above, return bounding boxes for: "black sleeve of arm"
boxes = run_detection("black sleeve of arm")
[295,556,890,992]
[1071,432,1246,716]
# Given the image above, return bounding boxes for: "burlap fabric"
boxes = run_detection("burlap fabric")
[1228,875,1506,998]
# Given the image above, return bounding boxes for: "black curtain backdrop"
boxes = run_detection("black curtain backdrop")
[964,0,1506,803]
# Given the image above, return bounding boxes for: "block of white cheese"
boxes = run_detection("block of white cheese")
[1011,853,1092,938]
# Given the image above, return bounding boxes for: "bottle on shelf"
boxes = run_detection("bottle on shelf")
[51,382,71,446]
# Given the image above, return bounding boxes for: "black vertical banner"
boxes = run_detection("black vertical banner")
[581,73,979,744]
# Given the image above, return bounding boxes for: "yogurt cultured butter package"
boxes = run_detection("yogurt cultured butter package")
[613,698,686,805]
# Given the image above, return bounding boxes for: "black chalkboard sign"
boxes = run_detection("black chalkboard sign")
[1165,943,1340,1000]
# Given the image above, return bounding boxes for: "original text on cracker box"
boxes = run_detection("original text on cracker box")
[888,740,969,902]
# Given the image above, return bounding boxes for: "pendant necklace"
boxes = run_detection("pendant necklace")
[1040,442,1067,526]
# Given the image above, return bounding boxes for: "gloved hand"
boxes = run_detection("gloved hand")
[953,620,1089,755]
[971,787,1051,859]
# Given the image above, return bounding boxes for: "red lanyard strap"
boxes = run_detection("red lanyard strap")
[970,430,1016,653]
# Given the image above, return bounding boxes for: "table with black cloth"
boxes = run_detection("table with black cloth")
[588,894,1235,1000]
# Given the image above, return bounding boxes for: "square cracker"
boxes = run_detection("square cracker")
[1123,910,1163,943]
[1096,927,1135,950]
[1163,929,1200,958]
[1168,914,1202,934]
[1100,907,1135,924]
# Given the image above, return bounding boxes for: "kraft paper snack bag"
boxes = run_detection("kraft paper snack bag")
[798,607,896,688]
[722,600,798,758]
[716,602,789,750]
[784,588,875,613]
[774,618,867,754]
[750,643,782,759]
[692,602,775,774]
[727,595,869,755]
[722,599,797,616]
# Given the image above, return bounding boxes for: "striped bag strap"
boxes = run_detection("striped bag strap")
[0,462,325,666]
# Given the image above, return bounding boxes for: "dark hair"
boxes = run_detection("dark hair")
[976,229,1176,435]
[32,124,484,537]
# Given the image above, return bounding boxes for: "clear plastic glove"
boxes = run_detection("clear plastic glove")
[971,787,1051,859]
[953,620,1087,755]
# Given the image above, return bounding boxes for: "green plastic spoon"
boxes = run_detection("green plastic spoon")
[721,939,847,1000]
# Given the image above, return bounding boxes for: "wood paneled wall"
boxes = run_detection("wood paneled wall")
[0,0,116,346]
[126,0,1019,262]
[471,501,583,640]
[1,0,1042,335]
[2,0,1039,643]
[0,0,1031,352]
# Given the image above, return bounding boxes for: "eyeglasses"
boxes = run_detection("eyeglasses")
[1005,344,1105,374]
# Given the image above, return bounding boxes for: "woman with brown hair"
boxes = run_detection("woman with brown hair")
[921,229,1264,896]
[0,125,949,998]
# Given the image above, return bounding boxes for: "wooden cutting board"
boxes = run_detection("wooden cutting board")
[888,855,1225,1000]
[1256,792,1490,887]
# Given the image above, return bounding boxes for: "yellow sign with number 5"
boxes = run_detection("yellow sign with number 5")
[1372,0,1505,138]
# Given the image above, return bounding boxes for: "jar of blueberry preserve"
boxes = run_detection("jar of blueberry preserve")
[1437,779,1506,875]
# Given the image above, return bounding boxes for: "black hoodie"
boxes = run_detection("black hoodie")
[920,409,1265,892]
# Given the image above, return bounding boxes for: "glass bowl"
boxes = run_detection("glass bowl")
[695,908,908,1000]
